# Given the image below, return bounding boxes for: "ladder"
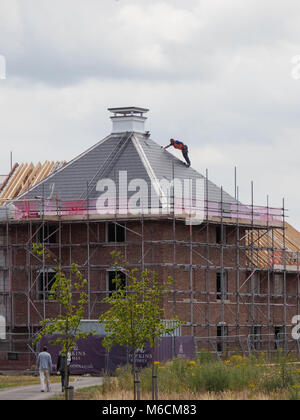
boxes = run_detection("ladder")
[81,132,133,199]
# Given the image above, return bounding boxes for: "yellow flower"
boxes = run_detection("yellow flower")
[187,361,196,366]
[249,384,255,389]
[292,384,300,389]
[231,355,243,362]
[154,361,161,366]
[158,366,166,369]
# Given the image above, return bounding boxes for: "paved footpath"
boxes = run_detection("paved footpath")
[0,376,103,400]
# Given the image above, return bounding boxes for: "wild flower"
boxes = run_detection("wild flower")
[231,355,243,361]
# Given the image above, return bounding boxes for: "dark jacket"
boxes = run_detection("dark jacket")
[57,353,72,372]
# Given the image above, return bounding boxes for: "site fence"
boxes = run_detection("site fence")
[195,333,300,359]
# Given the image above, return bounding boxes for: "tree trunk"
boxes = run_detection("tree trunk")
[151,347,156,400]
[133,350,136,400]
[132,350,137,400]
[151,344,158,400]
[133,350,141,401]
[154,373,158,400]
[135,370,141,401]
[64,356,68,400]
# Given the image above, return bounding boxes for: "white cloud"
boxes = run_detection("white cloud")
[0,0,300,229]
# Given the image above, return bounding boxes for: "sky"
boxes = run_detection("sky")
[0,0,300,227]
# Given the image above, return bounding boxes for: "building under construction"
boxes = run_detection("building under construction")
[0,107,300,370]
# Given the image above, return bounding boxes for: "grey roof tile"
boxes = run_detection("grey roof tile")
[136,134,237,204]
[17,132,237,206]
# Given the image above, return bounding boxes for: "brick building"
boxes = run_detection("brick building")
[0,107,299,369]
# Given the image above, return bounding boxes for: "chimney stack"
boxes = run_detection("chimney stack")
[108,107,149,134]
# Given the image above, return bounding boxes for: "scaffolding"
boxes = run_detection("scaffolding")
[0,174,299,369]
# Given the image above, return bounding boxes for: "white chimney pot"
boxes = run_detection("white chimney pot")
[108,107,149,134]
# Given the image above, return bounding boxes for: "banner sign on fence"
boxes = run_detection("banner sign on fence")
[40,335,195,374]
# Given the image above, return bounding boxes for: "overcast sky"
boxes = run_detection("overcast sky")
[1,0,300,227]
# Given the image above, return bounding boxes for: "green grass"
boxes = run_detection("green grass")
[49,385,103,400]
[0,375,62,389]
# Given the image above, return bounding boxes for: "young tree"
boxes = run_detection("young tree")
[142,269,183,400]
[32,243,95,400]
[99,252,147,400]
[99,251,182,400]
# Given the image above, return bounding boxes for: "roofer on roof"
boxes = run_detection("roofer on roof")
[163,139,191,167]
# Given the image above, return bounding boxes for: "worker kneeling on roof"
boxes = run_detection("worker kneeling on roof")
[163,139,191,167]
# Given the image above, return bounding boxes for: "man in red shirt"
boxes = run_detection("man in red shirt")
[164,139,191,167]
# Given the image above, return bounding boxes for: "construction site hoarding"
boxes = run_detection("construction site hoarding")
[39,335,195,374]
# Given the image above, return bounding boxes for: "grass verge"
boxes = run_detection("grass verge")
[0,375,63,389]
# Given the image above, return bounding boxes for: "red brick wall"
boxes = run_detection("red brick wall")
[3,220,298,345]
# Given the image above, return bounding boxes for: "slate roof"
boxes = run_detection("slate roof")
[135,134,237,205]
[17,132,237,205]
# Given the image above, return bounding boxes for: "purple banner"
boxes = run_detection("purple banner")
[40,335,195,374]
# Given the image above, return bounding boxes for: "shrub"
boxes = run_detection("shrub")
[101,374,117,395]
[200,363,230,393]
[115,364,133,391]
[196,349,216,365]
[288,385,300,400]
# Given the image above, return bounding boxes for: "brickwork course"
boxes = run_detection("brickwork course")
[0,107,299,369]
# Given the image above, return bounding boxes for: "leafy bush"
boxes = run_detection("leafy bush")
[200,363,230,392]
[115,364,133,391]
[196,349,216,364]
[101,374,117,395]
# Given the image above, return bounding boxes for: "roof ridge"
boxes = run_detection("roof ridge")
[131,134,164,199]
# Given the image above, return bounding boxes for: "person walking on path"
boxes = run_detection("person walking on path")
[37,346,52,393]
[56,351,72,392]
